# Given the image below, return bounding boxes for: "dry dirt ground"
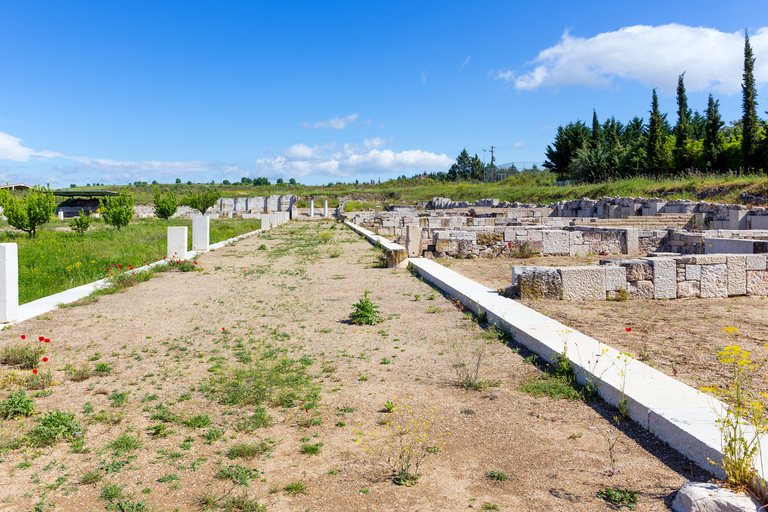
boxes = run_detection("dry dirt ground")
[0,221,713,512]
[444,256,768,397]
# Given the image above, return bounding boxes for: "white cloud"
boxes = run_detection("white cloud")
[300,113,359,130]
[421,70,428,83]
[0,131,37,161]
[255,138,452,179]
[461,55,471,68]
[497,24,768,95]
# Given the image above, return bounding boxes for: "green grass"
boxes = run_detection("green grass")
[106,433,141,455]
[227,441,273,460]
[518,374,583,401]
[215,464,260,486]
[5,217,261,304]
[28,410,85,447]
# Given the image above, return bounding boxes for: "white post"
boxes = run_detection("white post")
[228,211,233,219]
[167,226,188,260]
[323,200,328,217]
[58,211,64,221]
[0,244,18,323]
[309,200,315,218]
[192,216,210,252]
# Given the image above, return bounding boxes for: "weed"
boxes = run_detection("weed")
[220,493,266,511]
[482,504,499,511]
[108,390,130,407]
[518,374,582,401]
[100,483,125,501]
[283,481,307,495]
[235,407,271,431]
[0,389,35,419]
[183,414,211,429]
[25,368,53,390]
[145,423,173,439]
[107,433,141,455]
[79,469,103,484]
[446,335,488,390]
[157,473,180,483]
[1,342,42,369]
[349,291,384,325]
[216,464,260,486]
[65,363,92,382]
[227,441,272,460]
[204,427,225,444]
[486,470,509,481]
[510,241,539,258]
[93,362,113,376]
[597,488,638,508]
[300,442,323,455]
[383,400,395,413]
[29,410,84,447]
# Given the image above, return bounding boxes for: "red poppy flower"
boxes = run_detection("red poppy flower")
[625,327,631,332]
[42,357,48,362]
[44,339,50,343]
[222,327,226,331]
[32,369,38,374]
[20,335,25,340]
[39,336,44,341]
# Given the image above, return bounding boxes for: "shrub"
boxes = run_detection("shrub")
[152,187,178,220]
[107,433,141,455]
[99,191,134,230]
[486,470,509,481]
[69,210,94,236]
[29,410,85,446]
[1,342,42,369]
[66,363,92,381]
[0,389,35,419]
[181,188,221,215]
[349,291,383,325]
[25,368,53,390]
[0,185,56,238]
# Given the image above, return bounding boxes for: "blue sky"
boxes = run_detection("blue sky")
[1,1,767,187]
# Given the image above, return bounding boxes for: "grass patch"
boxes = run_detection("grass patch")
[28,410,85,447]
[227,441,273,460]
[299,442,323,455]
[215,464,260,486]
[106,433,141,455]
[597,488,638,508]
[0,389,35,419]
[518,374,583,401]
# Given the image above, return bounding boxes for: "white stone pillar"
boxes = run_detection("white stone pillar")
[167,226,188,260]
[192,215,210,252]
[309,200,315,218]
[0,243,18,323]
[228,211,233,219]
[323,200,328,217]
[58,211,64,221]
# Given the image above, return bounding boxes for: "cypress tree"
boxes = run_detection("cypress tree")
[646,89,664,174]
[591,110,602,148]
[704,94,724,170]
[674,73,692,172]
[741,30,760,171]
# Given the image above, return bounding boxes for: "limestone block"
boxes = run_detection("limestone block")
[558,267,606,300]
[745,254,767,271]
[604,266,627,292]
[167,226,188,260]
[651,258,677,299]
[0,243,18,323]
[747,271,768,296]
[677,281,701,298]
[671,481,761,512]
[476,232,502,245]
[700,264,728,298]
[192,215,210,252]
[622,260,653,281]
[405,225,421,257]
[705,238,755,254]
[680,255,727,265]
[685,265,701,281]
[727,255,747,296]
[542,230,569,256]
[627,280,654,299]
[434,239,458,253]
[518,268,562,299]
[528,230,543,242]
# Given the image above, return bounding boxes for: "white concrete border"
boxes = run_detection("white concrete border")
[344,221,408,268]
[344,220,766,480]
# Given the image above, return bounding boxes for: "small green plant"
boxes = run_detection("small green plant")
[482,503,499,511]
[152,186,178,221]
[510,241,539,258]
[203,427,224,444]
[107,433,141,455]
[65,363,92,382]
[29,410,84,447]
[93,362,113,375]
[215,464,260,487]
[283,481,307,496]
[0,389,35,419]
[1,341,43,369]
[100,483,125,501]
[597,487,638,508]
[69,210,94,236]
[79,469,103,485]
[183,414,211,429]
[99,190,134,230]
[145,423,173,439]
[235,407,271,431]
[413,293,421,301]
[108,390,130,407]
[486,470,509,481]
[349,291,384,325]
[157,473,180,483]
[227,441,272,460]
[300,442,323,455]
[383,400,395,413]
[258,244,267,250]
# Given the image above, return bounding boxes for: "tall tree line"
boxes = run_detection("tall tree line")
[544,32,767,183]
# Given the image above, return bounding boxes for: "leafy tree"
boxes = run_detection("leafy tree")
[152,186,178,221]
[253,177,270,186]
[181,188,221,215]
[222,179,231,185]
[741,31,761,171]
[646,89,668,174]
[674,73,692,172]
[568,143,611,183]
[469,154,485,181]
[289,178,297,185]
[68,210,93,237]
[175,178,182,184]
[543,121,590,180]
[276,178,284,184]
[704,94,725,170]
[99,191,134,230]
[0,185,56,239]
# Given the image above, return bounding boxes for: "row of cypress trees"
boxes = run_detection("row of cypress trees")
[544,32,766,183]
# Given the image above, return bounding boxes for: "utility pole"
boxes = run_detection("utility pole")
[490,146,495,166]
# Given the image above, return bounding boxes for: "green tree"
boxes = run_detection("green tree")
[470,154,485,181]
[175,178,182,184]
[152,186,178,221]
[68,210,93,237]
[543,121,590,181]
[646,89,667,174]
[0,185,56,239]
[568,143,611,183]
[742,31,760,171]
[704,94,725,170]
[289,178,297,185]
[590,110,602,148]
[674,73,692,172]
[447,149,473,181]
[181,188,221,215]
[99,191,134,230]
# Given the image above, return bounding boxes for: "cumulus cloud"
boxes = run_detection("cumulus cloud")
[255,138,452,179]
[0,131,39,161]
[497,24,768,94]
[300,113,359,130]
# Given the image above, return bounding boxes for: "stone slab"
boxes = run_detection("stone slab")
[604,265,627,292]
[542,230,569,256]
[558,266,606,300]
[0,244,18,323]
[726,255,747,296]
[700,264,728,298]
[746,271,768,296]
[651,258,677,299]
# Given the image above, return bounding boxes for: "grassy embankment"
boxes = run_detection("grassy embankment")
[0,218,260,305]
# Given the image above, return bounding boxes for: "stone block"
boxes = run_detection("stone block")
[0,243,18,323]
[434,239,458,253]
[167,226,188,260]
[651,258,677,299]
[192,215,210,252]
[679,255,727,265]
[405,225,421,258]
[685,264,701,281]
[746,254,767,271]
[747,271,768,296]
[705,238,755,254]
[476,232,502,245]
[627,280,654,299]
[700,264,728,298]
[542,230,569,256]
[604,266,627,292]
[518,268,563,299]
[727,255,747,296]
[677,281,701,298]
[622,260,653,281]
[751,216,768,230]
[558,267,606,300]
[309,200,315,217]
